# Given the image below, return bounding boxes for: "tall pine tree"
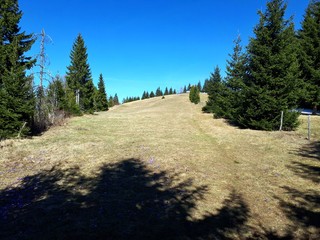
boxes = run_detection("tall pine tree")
[239,0,301,130]
[95,74,108,111]
[298,0,320,113]
[66,34,94,113]
[189,86,200,104]
[202,66,228,118]
[0,0,35,138]
[224,35,247,121]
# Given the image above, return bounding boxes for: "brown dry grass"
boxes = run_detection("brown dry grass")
[1,93,319,239]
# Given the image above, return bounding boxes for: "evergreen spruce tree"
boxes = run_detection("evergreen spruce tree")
[298,0,320,112]
[164,87,169,95]
[197,81,202,92]
[66,34,94,113]
[173,89,177,94]
[142,91,146,100]
[239,0,301,130]
[150,91,155,98]
[183,85,187,93]
[203,79,209,92]
[156,87,162,97]
[224,35,247,120]
[47,76,66,111]
[108,96,114,107]
[202,66,228,117]
[169,88,173,95]
[95,74,108,111]
[114,94,119,105]
[189,86,200,104]
[0,0,36,138]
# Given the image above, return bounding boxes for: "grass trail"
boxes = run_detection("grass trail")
[1,93,319,239]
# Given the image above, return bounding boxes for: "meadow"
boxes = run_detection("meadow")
[0,93,319,239]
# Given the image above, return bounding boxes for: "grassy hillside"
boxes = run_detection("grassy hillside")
[1,93,319,239]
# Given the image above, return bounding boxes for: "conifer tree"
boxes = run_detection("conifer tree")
[164,87,169,95]
[47,76,66,111]
[114,94,119,105]
[298,0,320,112]
[108,95,114,107]
[66,34,94,113]
[156,87,162,97]
[183,85,187,93]
[169,88,173,95]
[142,91,146,99]
[239,0,301,130]
[203,79,209,92]
[202,66,227,116]
[224,35,247,120]
[197,81,202,92]
[189,86,200,104]
[173,89,177,94]
[0,0,35,138]
[95,74,108,111]
[150,91,155,98]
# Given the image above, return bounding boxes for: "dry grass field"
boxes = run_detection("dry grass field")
[1,93,319,239]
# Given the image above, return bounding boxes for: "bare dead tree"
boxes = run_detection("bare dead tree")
[33,29,53,133]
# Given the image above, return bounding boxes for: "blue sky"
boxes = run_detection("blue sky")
[20,0,309,101]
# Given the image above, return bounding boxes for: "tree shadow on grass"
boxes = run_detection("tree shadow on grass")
[275,146,320,238]
[288,161,320,184]
[275,186,320,239]
[0,158,251,240]
[295,141,320,161]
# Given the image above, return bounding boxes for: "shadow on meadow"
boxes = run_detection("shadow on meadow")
[296,141,320,160]
[1,158,252,240]
[274,145,320,239]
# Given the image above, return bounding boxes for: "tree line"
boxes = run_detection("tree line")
[202,0,320,131]
[141,87,177,100]
[1,0,319,138]
[0,0,113,139]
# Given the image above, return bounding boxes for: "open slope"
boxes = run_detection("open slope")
[1,93,319,239]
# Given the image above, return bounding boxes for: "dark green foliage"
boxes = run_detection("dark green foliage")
[142,91,152,99]
[156,87,163,97]
[0,0,36,138]
[164,87,169,95]
[298,0,320,112]
[66,34,94,113]
[123,96,140,103]
[202,66,228,117]
[223,35,247,121]
[95,74,109,111]
[141,87,175,100]
[183,85,187,93]
[142,91,147,99]
[197,81,202,92]
[113,94,120,105]
[189,86,200,104]
[63,87,82,116]
[238,0,301,130]
[203,79,209,93]
[108,95,114,107]
[187,84,191,91]
[47,76,67,111]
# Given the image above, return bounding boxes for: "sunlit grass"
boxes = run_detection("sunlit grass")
[1,93,319,239]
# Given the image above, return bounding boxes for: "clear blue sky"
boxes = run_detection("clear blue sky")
[20,0,309,101]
